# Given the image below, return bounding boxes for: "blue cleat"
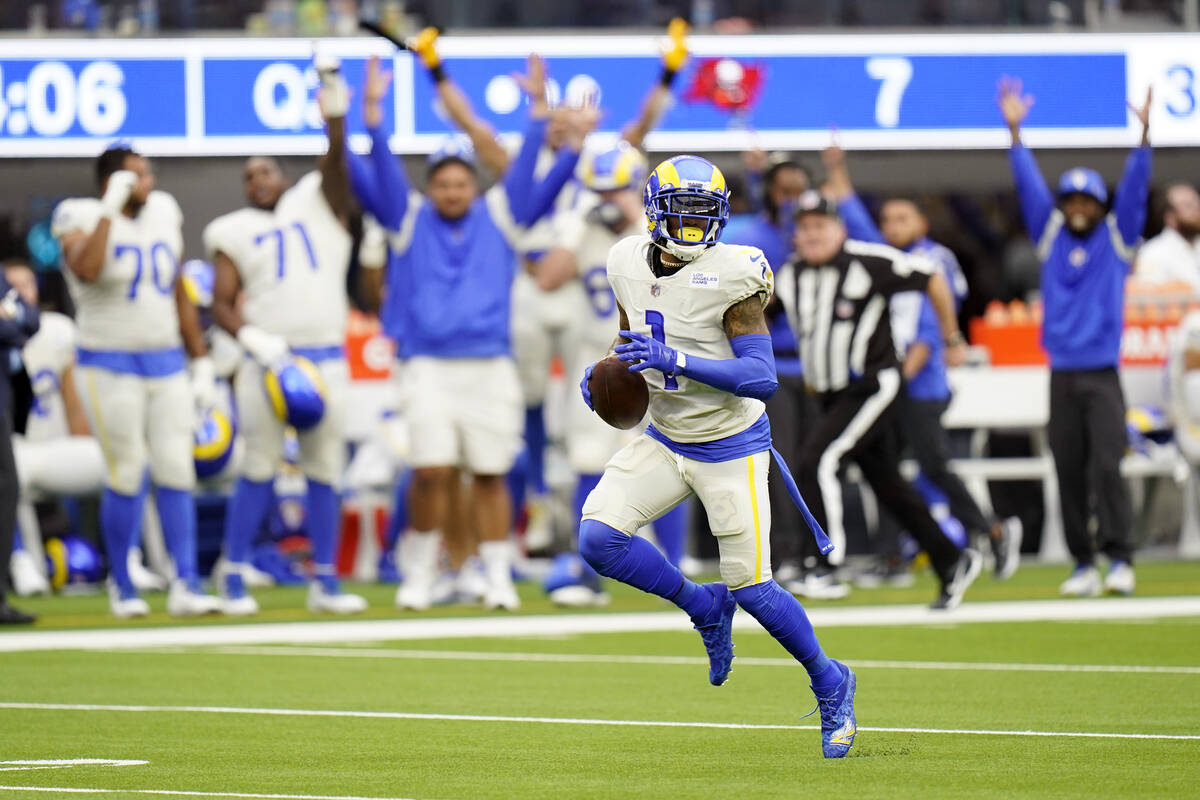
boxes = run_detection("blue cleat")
[691,582,736,686]
[815,661,857,758]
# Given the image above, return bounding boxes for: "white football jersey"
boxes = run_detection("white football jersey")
[21,311,77,442]
[555,196,643,348]
[203,171,350,347]
[51,191,184,351]
[606,236,774,443]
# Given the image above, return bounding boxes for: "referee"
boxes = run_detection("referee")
[781,191,982,610]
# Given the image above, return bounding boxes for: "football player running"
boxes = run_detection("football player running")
[578,156,856,758]
[537,143,688,605]
[52,145,221,618]
[203,57,366,616]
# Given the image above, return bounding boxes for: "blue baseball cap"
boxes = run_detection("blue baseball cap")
[1057,167,1107,205]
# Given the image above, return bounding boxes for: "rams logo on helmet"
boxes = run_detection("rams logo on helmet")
[44,535,105,590]
[583,141,648,193]
[194,407,236,479]
[264,356,326,431]
[644,155,730,261]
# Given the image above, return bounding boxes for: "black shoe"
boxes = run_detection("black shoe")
[0,602,36,625]
[930,549,983,610]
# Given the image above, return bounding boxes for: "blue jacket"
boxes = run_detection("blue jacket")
[722,212,801,377]
[0,274,40,416]
[1010,143,1151,371]
[837,193,966,401]
[349,117,577,359]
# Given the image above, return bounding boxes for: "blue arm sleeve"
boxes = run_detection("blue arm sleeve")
[348,152,385,224]
[502,117,550,226]
[837,192,885,244]
[523,150,582,225]
[360,124,409,230]
[678,333,778,401]
[1113,145,1152,248]
[1009,143,1054,240]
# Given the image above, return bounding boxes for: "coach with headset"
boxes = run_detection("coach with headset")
[999,77,1152,598]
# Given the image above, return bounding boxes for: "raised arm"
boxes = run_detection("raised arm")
[1114,88,1153,249]
[355,56,411,231]
[411,28,511,176]
[57,172,138,283]
[822,143,884,244]
[314,56,355,225]
[501,54,573,226]
[998,77,1053,238]
[620,18,689,149]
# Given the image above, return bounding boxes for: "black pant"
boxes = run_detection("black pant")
[766,373,817,569]
[903,396,993,535]
[1048,368,1133,565]
[797,369,962,580]
[0,415,17,598]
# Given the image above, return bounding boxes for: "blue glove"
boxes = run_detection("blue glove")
[580,363,595,410]
[615,330,678,375]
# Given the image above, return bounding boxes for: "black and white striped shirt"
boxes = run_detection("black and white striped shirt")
[779,240,935,394]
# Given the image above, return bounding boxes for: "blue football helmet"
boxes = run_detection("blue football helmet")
[583,141,647,193]
[264,356,326,431]
[194,406,236,479]
[1057,167,1107,205]
[645,155,730,261]
[44,535,105,590]
[181,259,215,309]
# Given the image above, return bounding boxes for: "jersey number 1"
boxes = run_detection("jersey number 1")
[645,310,678,391]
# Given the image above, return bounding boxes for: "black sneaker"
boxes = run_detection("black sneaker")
[930,548,983,610]
[0,602,36,625]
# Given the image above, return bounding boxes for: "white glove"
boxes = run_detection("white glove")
[101,170,138,216]
[0,288,23,321]
[189,355,218,412]
[237,325,289,367]
[315,54,350,119]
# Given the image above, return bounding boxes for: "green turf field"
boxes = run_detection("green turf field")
[1,562,1198,800]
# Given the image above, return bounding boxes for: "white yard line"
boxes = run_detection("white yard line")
[185,645,1200,676]
[0,788,426,800]
[3,596,1200,653]
[0,702,1196,742]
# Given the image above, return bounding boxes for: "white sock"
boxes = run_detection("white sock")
[403,530,442,585]
[478,540,513,587]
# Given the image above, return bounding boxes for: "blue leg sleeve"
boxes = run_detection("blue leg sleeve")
[307,480,341,593]
[101,488,143,598]
[578,519,710,619]
[652,503,688,567]
[731,580,841,694]
[224,478,274,565]
[156,487,198,585]
[571,474,604,584]
[524,404,547,495]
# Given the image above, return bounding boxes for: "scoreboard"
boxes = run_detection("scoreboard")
[0,33,1196,156]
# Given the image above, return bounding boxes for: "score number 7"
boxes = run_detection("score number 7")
[865,57,913,129]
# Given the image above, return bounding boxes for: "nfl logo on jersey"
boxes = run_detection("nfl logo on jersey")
[650,283,662,297]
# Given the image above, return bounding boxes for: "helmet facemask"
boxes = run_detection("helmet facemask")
[651,190,728,261]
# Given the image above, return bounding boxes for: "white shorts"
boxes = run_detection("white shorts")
[74,366,195,494]
[403,356,523,475]
[511,271,587,405]
[13,435,106,497]
[235,357,349,486]
[582,435,772,590]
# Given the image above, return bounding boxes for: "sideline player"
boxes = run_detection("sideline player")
[204,59,366,616]
[407,22,691,544]
[821,144,1022,582]
[578,156,857,759]
[349,54,592,610]
[52,145,221,618]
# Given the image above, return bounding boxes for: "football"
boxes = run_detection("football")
[589,356,650,430]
